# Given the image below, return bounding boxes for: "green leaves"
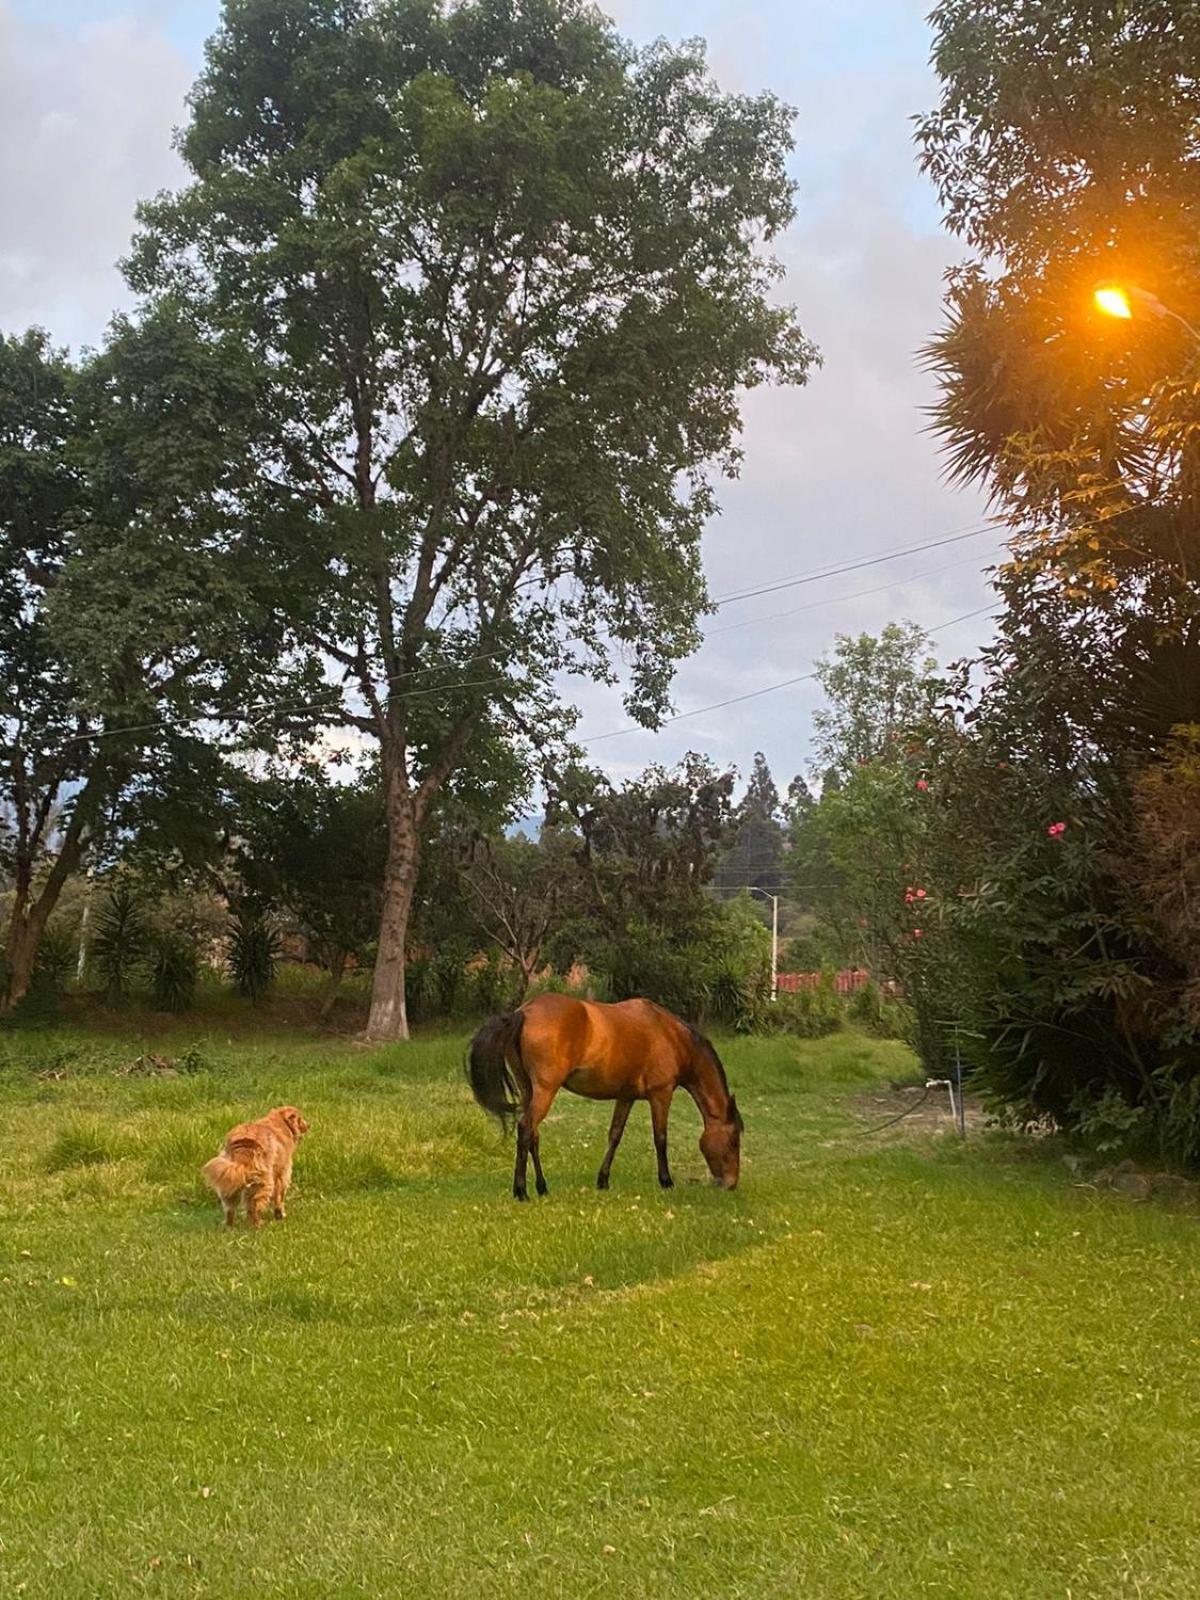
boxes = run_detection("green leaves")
[812,622,940,785]
[131,0,815,753]
[116,0,818,1033]
[93,887,150,1007]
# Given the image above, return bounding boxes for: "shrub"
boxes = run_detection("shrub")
[228,912,280,1002]
[149,933,199,1013]
[93,885,149,1005]
[705,960,754,1027]
[525,968,602,1002]
[740,980,844,1039]
[466,951,518,1015]
[429,943,474,1017]
[405,955,439,1024]
[848,979,915,1041]
[603,931,709,1021]
[36,924,78,992]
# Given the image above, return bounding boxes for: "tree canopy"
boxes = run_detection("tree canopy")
[918,0,1200,619]
[125,0,817,1037]
[0,320,285,1015]
[811,622,938,783]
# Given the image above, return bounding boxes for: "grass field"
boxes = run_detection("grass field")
[1,1019,1198,1598]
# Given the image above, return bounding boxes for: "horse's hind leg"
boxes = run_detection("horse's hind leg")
[597,1098,634,1190]
[649,1089,674,1189]
[529,1127,548,1197]
[515,1083,556,1201]
[513,1120,530,1202]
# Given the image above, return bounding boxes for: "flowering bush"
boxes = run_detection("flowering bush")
[808,629,1200,1161]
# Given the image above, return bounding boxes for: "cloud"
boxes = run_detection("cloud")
[0,3,190,350]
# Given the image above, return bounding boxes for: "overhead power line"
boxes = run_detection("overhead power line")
[703,545,1004,637]
[579,602,997,745]
[709,522,1001,608]
[59,515,1011,754]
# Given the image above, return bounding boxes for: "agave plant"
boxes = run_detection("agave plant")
[149,933,199,1013]
[228,911,280,1003]
[93,886,149,1005]
[35,924,78,994]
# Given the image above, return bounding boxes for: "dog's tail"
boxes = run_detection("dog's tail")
[467,1011,528,1133]
[202,1148,268,1200]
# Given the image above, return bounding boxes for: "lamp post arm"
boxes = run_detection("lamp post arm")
[1131,286,1200,347]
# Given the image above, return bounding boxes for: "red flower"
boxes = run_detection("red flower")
[915,779,929,792]
[912,928,924,939]
[915,888,926,900]
[905,891,915,904]
[1047,821,1067,838]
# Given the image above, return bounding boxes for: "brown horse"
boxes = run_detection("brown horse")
[467,992,742,1200]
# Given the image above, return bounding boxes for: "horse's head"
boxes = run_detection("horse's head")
[700,1095,742,1189]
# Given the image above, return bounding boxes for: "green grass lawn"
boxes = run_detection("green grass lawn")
[1,1020,1198,1599]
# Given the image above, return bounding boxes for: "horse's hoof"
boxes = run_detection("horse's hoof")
[513,1189,528,1202]
[596,1175,610,1191]
[535,1180,548,1197]
[659,1175,674,1189]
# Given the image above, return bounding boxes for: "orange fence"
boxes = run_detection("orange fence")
[777,968,872,995]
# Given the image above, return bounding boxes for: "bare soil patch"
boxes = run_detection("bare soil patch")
[850,1082,991,1141]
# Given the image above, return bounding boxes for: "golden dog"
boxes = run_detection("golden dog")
[202,1106,310,1227]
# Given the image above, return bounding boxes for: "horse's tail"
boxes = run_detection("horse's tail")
[467,1010,528,1133]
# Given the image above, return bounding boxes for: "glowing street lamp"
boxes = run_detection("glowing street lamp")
[1093,282,1200,345]
[1094,284,1133,320]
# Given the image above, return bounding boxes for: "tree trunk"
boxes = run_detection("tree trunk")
[515,954,539,1004]
[0,771,102,1017]
[0,905,43,1017]
[365,777,420,1042]
[319,949,348,1023]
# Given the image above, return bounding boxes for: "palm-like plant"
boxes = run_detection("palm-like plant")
[150,933,199,1013]
[93,886,148,1006]
[228,911,280,1003]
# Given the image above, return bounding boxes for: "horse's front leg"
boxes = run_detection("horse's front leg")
[649,1089,674,1189]
[596,1097,634,1190]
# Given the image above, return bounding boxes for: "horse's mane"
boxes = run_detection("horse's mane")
[686,1025,743,1129]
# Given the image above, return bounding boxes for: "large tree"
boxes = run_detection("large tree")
[918,0,1200,628]
[0,330,92,1013]
[457,826,576,998]
[714,750,785,896]
[0,318,280,1014]
[900,0,1200,1144]
[811,622,939,784]
[234,763,387,995]
[126,0,815,1039]
[545,752,744,1013]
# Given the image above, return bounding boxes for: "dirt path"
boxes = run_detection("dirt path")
[850,1082,991,1141]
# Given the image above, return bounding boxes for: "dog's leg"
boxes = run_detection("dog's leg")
[246,1186,267,1228]
[273,1156,293,1220]
[222,1197,238,1228]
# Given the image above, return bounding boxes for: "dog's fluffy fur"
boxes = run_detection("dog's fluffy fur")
[202,1105,310,1227]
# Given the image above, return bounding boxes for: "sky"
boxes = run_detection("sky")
[0,0,996,793]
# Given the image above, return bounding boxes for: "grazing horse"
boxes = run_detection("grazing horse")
[467,992,742,1200]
